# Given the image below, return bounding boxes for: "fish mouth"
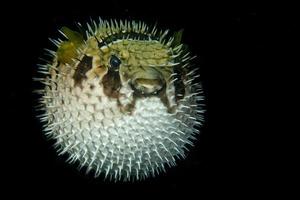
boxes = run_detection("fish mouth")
[130,78,165,95]
[127,66,167,95]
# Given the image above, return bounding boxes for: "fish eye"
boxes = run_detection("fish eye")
[110,55,121,68]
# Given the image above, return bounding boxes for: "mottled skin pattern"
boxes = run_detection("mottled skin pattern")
[39,20,204,180]
[56,36,185,114]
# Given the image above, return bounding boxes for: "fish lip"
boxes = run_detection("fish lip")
[129,77,166,96]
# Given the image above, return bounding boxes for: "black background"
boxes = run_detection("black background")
[1,0,296,197]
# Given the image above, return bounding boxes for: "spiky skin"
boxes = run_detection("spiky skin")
[37,18,204,181]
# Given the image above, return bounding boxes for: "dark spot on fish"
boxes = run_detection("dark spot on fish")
[89,84,95,90]
[55,61,60,68]
[173,66,186,103]
[102,69,122,99]
[73,55,93,87]
[159,90,176,113]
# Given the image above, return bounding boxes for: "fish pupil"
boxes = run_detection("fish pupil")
[110,55,121,69]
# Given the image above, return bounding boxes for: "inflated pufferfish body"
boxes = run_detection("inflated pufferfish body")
[37,18,204,181]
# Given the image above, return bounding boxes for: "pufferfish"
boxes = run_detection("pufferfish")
[36,18,204,181]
